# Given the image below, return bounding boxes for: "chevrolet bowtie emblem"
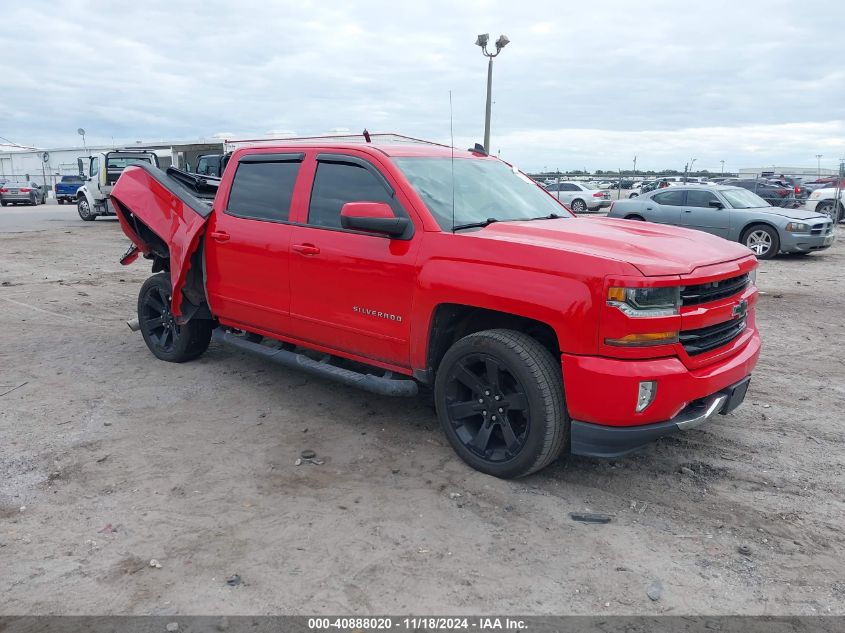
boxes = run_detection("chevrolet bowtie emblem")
[732,299,748,319]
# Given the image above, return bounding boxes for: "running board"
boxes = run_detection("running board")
[212,329,418,397]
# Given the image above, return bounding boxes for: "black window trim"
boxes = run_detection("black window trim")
[315,153,395,197]
[238,152,305,164]
[306,154,414,240]
[224,155,304,223]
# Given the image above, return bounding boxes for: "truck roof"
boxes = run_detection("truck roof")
[236,143,485,160]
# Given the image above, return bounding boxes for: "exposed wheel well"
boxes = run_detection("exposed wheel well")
[624,214,645,220]
[425,304,560,383]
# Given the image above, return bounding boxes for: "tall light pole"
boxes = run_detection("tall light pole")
[720,160,725,175]
[633,155,637,178]
[475,33,510,154]
[816,154,823,179]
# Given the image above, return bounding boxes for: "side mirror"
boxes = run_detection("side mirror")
[340,202,410,238]
[708,200,724,209]
[77,158,84,177]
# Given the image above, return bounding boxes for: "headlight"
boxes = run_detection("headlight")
[785,222,809,232]
[810,191,820,199]
[607,286,680,318]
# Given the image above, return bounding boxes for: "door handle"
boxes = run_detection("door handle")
[292,243,320,256]
[210,231,230,242]
[684,209,692,213]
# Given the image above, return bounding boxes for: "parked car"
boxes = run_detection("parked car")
[806,187,844,222]
[764,176,807,200]
[0,181,46,206]
[607,185,834,259]
[730,180,797,208]
[110,142,760,479]
[545,181,610,212]
[55,175,85,205]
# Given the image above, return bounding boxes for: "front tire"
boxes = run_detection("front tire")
[138,273,213,363]
[742,224,780,260]
[77,197,95,221]
[434,329,568,479]
[629,192,639,198]
[58,198,65,205]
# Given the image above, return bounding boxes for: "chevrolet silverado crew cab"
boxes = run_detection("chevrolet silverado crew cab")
[111,141,761,478]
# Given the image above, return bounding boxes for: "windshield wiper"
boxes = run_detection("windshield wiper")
[452,218,499,232]
[524,213,563,221]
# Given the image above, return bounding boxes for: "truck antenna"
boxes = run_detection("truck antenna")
[449,90,455,233]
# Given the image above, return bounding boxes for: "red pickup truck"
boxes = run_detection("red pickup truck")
[111,141,760,478]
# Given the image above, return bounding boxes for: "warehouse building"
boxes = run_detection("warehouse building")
[0,139,225,194]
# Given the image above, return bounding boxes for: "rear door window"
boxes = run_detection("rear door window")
[226,160,301,222]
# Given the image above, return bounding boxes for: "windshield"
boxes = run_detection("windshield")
[721,187,770,209]
[394,157,569,230]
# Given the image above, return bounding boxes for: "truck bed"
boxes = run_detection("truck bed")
[111,163,220,317]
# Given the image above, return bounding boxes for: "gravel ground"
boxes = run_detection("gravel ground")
[1,205,843,615]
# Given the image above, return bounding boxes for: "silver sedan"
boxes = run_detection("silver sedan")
[0,182,47,206]
[544,181,610,213]
[607,185,834,259]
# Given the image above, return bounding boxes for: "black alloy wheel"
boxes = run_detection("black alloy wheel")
[435,329,568,478]
[443,352,531,464]
[138,273,213,362]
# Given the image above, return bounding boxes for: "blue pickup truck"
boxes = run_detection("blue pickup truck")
[55,175,85,204]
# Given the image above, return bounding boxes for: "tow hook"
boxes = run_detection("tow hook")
[127,317,141,332]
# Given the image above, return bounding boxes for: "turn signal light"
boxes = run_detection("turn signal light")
[605,331,679,347]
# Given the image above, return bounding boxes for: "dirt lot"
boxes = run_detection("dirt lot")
[1,205,843,615]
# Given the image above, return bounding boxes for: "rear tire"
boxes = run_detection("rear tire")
[434,329,568,479]
[742,224,779,260]
[58,199,64,205]
[77,197,95,221]
[571,199,587,213]
[138,273,213,363]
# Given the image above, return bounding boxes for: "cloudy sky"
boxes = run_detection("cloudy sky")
[1,0,843,172]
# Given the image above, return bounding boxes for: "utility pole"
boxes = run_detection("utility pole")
[816,154,823,179]
[633,155,637,179]
[475,33,510,154]
[720,160,725,175]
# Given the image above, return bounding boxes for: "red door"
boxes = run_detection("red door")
[204,156,303,334]
[286,155,422,368]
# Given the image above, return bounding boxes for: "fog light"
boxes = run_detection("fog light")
[636,381,657,412]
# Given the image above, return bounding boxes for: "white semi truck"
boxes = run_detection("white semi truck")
[76,150,159,221]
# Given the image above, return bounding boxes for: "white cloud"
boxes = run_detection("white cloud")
[0,0,843,171]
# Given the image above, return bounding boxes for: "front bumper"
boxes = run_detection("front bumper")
[780,230,835,253]
[570,377,750,457]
